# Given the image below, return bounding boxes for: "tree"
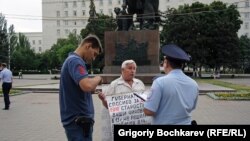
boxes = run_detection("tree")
[161,1,242,75]
[51,33,81,65]
[80,1,116,73]
[0,14,8,64]
[9,25,18,69]
[239,35,250,73]
[11,33,36,70]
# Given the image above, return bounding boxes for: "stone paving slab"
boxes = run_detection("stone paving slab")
[1,93,250,141]
[0,75,248,141]
[12,75,247,94]
[14,82,236,94]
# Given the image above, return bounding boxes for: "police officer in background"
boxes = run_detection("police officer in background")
[143,44,199,125]
[0,63,13,110]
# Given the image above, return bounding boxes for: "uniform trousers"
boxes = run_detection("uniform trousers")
[2,82,12,108]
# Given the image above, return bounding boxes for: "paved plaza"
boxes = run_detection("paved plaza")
[0,75,250,141]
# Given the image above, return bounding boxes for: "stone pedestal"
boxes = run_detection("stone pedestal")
[103,30,160,84]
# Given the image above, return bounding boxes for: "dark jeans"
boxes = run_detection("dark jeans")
[64,122,93,141]
[2,82,12,108]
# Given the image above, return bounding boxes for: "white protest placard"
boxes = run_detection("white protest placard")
[106,91,152,125]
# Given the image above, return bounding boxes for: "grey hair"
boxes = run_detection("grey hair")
[121,60,137,69]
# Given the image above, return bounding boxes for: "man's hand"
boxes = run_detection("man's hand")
[98,92,108,109]
[98,92,105,101]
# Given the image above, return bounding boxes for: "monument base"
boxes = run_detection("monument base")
[103,30,160,84]
[103,65,160,74]
[98,73,162,84]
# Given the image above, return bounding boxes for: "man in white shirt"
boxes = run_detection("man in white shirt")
[98,60,145,141]
[0,63,13,110]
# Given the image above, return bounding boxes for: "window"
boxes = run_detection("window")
[245,33,249,37]
[234,2,238,7]
[245,22,249,29]
[82,10,86,16]
[72,29,77,34]
[73,11,77,16]
[108,0,112,5]
[245,12,249,19]
[64,11,68,17]
[64,2,68,8]
[82,20,86,25]
[32,40,36,45]
[82,0,85,7]
[64,20,68,26]
[57,20,60,26]
[100,0,103,6]
[118,0,121,5]
[39,47,42,52]
[74,21,77,25]
[56,11,60,17]
[246,1,249,8]
[108,9,112,16]
[57,29,60,35]
[65,29,69,35]
[73,1,77,7]
[100,9,103,14]
[39,40,42,45]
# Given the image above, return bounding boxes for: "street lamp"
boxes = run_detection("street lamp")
[8,35,11,69]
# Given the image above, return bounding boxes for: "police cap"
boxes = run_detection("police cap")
[161,44,190,62]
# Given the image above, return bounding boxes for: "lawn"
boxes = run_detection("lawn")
[0,90,22,97]
[196,79,250,100]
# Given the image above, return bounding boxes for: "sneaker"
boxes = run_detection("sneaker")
[2,107,9,110]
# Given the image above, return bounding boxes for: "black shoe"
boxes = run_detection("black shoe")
[2,108,9,110]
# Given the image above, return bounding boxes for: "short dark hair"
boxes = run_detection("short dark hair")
[1,63,7,67]
[81,34,103,53]
[165,57,183,69]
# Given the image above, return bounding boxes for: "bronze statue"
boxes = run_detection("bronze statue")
[121,0,159,30]
[114,5,133,31]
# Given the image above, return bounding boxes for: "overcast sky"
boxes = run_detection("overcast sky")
[0,0,42,32]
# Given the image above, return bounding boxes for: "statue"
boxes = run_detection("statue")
[114,5,133,31]
[121,0,160,30]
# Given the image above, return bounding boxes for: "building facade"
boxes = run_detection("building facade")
[22,32,43,53]
[41,0,250,51]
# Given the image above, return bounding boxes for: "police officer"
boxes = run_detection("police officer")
[143,44,199,125]
[0,63,13,110]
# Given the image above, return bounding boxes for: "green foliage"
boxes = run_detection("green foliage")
[80,13,116,72]
[11,33,37,70]
[239,35,250,73]
[0,90,21,96]
[0,14,8,63]
[197,79,250,91]
[50,33,80,65]
[207,92,250,100]
[161,1,242,74]
[215,93,250,98]
[58,44,76,63]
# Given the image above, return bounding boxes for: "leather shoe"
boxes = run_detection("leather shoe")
[2,108,9,110]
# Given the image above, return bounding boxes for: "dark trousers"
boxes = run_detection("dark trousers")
[2,83,12,108]
[64,122,93,141]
